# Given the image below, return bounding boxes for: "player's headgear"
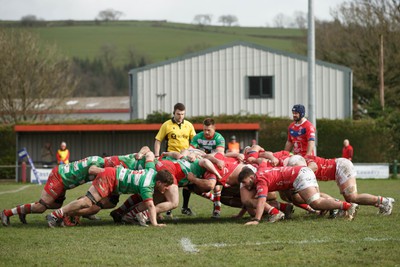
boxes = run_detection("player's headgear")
[292,104,305,119]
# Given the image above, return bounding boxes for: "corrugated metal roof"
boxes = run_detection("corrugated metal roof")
[129,41,352,74]
[39,96,129,111]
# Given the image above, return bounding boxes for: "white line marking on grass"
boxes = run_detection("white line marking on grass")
[181,237,400,252]
[0,185,31,195]
[180,238,199,253]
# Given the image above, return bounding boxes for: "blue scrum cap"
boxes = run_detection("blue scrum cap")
[292,104,305,119]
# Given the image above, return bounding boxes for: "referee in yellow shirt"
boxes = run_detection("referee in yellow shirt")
[154,103,196,216]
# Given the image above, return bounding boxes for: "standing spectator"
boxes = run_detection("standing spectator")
[284,104,316,156]
[154,103,196,216]
[227,135,240,153]
[342,139,354,161]
[41,142,54,167]
[56,141,70,165]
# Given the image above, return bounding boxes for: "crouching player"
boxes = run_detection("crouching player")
[292,155,395,215]
[46,160,174,227]
[1,156,104,226]
[110,151,221,223]
[238,163,359,225]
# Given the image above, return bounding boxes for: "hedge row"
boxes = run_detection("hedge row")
[259,118,395,163]
[0,116,398,179]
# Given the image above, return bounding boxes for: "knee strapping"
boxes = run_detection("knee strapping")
[306,193,320,205]
[39,199,51,209]
[85,191,97,205]
[343,185,357,195]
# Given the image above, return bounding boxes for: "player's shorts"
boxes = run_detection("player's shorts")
[92,168,118,198]
[104,156,120,168]
[156,160,184,185]
[293,167,319,192]
[335,158,356,185]
[44,166,66,200]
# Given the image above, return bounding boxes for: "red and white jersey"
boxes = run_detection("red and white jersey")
[255,163,304,198]
[305,155,336,181]
[287,119,316,156]
[265,150,291,167]
[204,153,240,186]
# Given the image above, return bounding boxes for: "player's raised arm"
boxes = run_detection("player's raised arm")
[199,158,222,180]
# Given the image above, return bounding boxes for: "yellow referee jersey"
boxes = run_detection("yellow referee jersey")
[155,119,196,152]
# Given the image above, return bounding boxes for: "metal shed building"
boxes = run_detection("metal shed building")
[14,123,259,182]
[129,41,352,120]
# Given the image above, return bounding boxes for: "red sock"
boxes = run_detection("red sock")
[278,202,288,212]
[4,203,35,217]
[268,207,279,215]
[341,202,351,210]
[213,191,221,212]
[52,209,64,219]
[201,192,214,201]
[133,204,141,214]
[16,203,32,214]
[116,195,142,215]
[3,209,13,217]
[294,203,313,212]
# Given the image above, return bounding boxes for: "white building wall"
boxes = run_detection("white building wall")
[132,43,351,120]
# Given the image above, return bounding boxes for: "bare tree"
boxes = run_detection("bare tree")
[96,8,124,21]
[293,11,307,29]
[273,13,290,28]
[315,0,400,116]
[193,14,213,26]
[218,15,238,26]
[0,29,78,123]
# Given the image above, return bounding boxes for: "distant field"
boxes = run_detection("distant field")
[0,179,399,266]
[5,20,306,66]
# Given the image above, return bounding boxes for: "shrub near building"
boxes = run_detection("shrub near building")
[0,116,397,180]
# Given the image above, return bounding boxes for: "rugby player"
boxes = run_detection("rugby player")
[238,163,359,225]
[46,155,174,227]
[1,156,104,226]
[289,155,395,216]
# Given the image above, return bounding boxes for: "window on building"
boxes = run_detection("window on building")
[248,76,274,98]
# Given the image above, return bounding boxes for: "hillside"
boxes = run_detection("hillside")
[0,20,307,96]
[23,20,306,66]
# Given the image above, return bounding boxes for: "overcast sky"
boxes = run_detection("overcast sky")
[0,0,347,27]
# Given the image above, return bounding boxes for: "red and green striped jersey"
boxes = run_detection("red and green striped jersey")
[190,132,225,154]
[117,153,146,170]
[59,156,104,189]
[116,162,156,201]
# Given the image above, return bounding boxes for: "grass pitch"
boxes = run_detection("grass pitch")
[0,179,399,266]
